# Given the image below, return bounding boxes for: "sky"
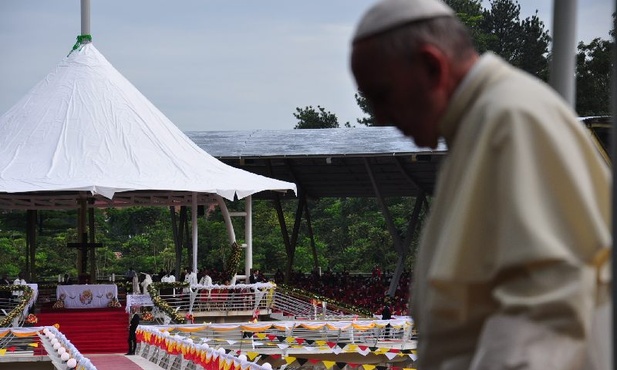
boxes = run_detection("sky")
[0,0,614,132]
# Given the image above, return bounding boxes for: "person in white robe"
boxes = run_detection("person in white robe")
[351,1,611,369]
[161,271,176,297]
[132,273,141,295]
[183,268,197,294]
[141,273,153,295]
[199,273,213,286]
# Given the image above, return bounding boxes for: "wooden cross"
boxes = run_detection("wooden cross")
[67,233,103,274]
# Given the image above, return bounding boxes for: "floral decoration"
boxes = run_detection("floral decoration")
[147,282,187,323]
[53,293,66,309]
[142,312,154,322]
[222,241,242,282]
[107,297,122,308]
[25,314,38,324]
[0,285,34,327]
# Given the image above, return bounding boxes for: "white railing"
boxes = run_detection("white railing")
[39,326,97,370]
[269,291,315,318]
[134,283,277,324]
[137,326,276,370]
[137,282,370,325]
[186,283,276,314]
[270,289,370,320]
[138,317,415,352]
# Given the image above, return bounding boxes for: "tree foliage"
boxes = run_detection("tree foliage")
[575,13,615,116]
[355,92,376,126]
[293,105,349,129]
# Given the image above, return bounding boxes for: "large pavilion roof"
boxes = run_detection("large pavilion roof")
[187,126,447,200]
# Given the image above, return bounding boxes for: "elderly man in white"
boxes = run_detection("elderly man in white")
[140,273,153,295]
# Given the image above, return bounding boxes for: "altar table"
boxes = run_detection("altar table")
[56,284,118,309]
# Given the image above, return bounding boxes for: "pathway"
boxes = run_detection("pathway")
[88,354,165,370]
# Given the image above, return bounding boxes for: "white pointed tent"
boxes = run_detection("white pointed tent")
[0,41,296,279]
[0,43,295,201]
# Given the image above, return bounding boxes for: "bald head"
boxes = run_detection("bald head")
[353,0,455,42]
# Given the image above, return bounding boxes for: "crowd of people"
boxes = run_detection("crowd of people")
[286,267,410,316]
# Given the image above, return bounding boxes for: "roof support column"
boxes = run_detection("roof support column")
[364,158,414,297]
[304,201,319,270]
[88,206,96,282]
[244,196,253,282]
[191,192,198,274]
[388,193,426,297]
[26,210,37,282]
[272,194,292,284]
[610,0,617,365]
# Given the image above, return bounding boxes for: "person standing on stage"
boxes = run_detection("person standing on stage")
[126,307,140,355]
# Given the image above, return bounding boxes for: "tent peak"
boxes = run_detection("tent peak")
[69,34,92,57]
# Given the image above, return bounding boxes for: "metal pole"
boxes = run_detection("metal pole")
[549,0,578,106]
[245,196,253,282]
[611,4,617,370]
[80,0,91,36]
[192,193,198,274]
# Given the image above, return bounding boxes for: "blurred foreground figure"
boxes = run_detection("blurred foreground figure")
[351,0,612,369]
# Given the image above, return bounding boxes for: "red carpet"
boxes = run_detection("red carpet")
[89,354,145,370]
[37,307,129,354]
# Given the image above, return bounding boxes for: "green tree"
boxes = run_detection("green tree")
[482,0,523,65]
[355,93,376,126]
[293,105,349,129]
[518,11,551,80]
[576,38,613,116]
[481,0,550,79]
[446,0,490,52]
[575,13,615,116]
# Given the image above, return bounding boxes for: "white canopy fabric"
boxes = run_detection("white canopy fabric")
[0,43,296,201]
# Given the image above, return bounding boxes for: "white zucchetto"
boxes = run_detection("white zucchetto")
[353,0,455,42]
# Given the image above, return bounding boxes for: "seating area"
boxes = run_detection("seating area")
[287,269,411,316]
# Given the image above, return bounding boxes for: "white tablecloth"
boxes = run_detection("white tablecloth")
[56,284,118,309]
[125,294,153,313]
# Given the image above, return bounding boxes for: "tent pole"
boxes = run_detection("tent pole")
[244,196,253,283]
[216,195,237,244]
[192,192,198,275]
[80,0,91,37]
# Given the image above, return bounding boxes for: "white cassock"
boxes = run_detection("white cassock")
[184,272,197,294]
[141,274,153,295]
[132,275,141,295]
[199,275,213,286]
[413,53,611,370]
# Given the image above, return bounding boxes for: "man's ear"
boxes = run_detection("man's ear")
[417,44,448,88]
